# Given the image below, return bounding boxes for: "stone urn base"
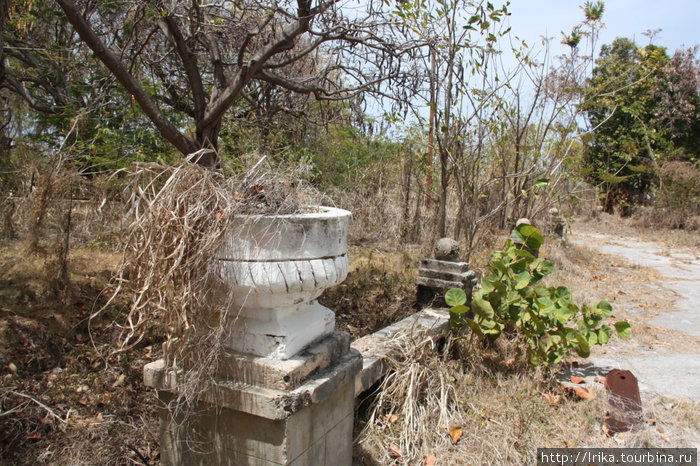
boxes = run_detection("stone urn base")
[144,206,359,465]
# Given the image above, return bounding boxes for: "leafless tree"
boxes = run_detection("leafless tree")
[50,0,420,167]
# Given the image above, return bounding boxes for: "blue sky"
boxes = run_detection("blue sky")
[507,0,699,57]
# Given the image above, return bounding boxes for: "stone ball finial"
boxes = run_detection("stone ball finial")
[515,218,531,227]
[434,237,460,261]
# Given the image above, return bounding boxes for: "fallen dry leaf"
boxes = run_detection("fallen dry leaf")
[543,392,561,406]
[423,454,437,465]
[657,426,665,433]
[112,374,126,388]
[448,426,463,444]
[383,414,398,424]
[563,439,576,447]
[572,386,595,400]
[570,375,585,384]
[389,443,402,458]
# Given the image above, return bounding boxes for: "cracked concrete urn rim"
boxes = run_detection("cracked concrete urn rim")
[218,206,352,261]
[217,205,351,301]
[215,206,351,359]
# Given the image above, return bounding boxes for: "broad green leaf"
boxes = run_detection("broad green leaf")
[483,322,503,339]
[574,333,591,358]
[528,349,540,366]
[472,295,495,319]
[555,307,572,325]
[597,325,612,344]
[553,286,571,303]
[515,271,530,290]
[512,248,535,260]
[538,260,554,276]
[445,288,467,307]
[587,331,598,347]
[614,321,632,339]
[513,224,544,250]
[480,318,497,329]
[511,258,529,274]
[467,319,485,338]
[596,300,614,317]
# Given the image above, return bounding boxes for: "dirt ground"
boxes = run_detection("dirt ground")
[0,241,420,465]
[0,245,161,465]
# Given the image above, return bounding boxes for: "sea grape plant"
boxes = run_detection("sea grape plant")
[445,224,631,366]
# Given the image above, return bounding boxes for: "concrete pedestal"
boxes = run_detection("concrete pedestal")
[144,207,357,464]
[145,332,361,465]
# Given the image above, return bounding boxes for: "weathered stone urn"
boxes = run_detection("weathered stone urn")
[144,206,361,465]
[215,206,351,359]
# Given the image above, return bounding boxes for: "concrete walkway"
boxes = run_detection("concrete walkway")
[569,233,700,402]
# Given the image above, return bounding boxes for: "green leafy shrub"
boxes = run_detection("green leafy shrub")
[445,224,631,366]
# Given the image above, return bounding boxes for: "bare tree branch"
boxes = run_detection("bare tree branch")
[55,0,199,156]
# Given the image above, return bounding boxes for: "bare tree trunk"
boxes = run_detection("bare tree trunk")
[26,171,54,253]
[1,197,15,239]
[409,182,424,243]
[426,50,436,210]
[437,149,448,238]
[400,149,414,241]
[53,190,73,307]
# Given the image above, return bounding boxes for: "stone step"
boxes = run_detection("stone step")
[418,267,476,283]
[420,258,470,273]
[416,275,469,291]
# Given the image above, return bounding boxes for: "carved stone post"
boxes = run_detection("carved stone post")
[416,238,478,309]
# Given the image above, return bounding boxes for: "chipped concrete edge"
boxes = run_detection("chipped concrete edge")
[145,349,361,420]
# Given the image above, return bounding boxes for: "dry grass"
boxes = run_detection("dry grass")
[354,333,699,465]
[101,155,326,416]
[355,333,609,465]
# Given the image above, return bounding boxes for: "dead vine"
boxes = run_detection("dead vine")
[96,152,324,415]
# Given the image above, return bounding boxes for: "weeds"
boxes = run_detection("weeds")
[357,332,607,464]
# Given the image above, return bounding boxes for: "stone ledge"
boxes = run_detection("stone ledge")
[421,258,469,273]
[416,276,468,291]
[418,267,476,282]
[351,308,450,396]
[144,348,362,421]
[216,331,350,390]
